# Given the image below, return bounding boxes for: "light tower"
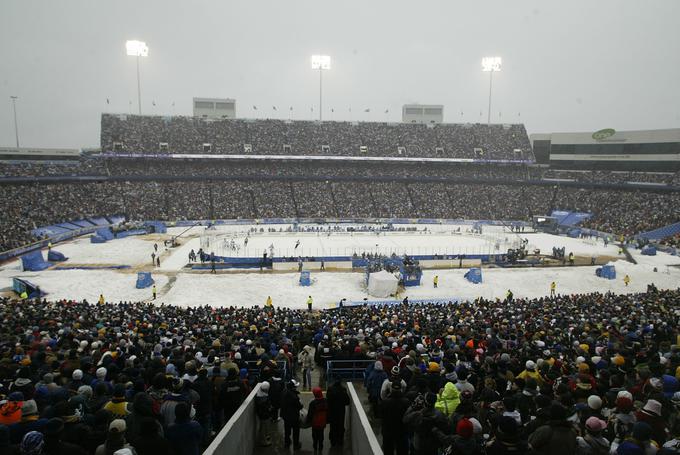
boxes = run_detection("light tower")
[482,56,502,125]
[126,40,149,115]
[311,55,331,121]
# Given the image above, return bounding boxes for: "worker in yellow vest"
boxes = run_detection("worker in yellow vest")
[306,296,313,312]
[550,281,556,297]
[265,296,273,308]
[98,294,105,305]
[152,285,157,300]
[47,241,52,252]
[433,275,439,288]
[624,275,630,286]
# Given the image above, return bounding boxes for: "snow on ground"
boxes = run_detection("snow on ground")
[5,269,168,303]
[50,235,160,266]
[1,224,678,308]
[155,260,680,309]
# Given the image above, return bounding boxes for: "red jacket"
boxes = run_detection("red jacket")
[308,398,328,429]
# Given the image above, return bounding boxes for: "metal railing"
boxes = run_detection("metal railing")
[326,360,375,381]
[244,360,289,381]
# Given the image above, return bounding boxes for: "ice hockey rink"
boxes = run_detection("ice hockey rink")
[2,223,679,308]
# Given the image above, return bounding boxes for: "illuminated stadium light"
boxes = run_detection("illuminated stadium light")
[126,40,149,115]
[311,55,331,121]
[481,56,502,125]
[126,40,149,57]
[482,56,502,72]
[310,55,331,70]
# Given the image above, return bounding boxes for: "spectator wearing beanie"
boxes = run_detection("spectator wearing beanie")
[129,417,173,455]
[486,415,528,454]
[579,395,606,430]
[103,384,130,419]
[95,419,135,455]
[0,394,24,427]
[576,416,611,454]
[434,417,483,455]
[616,421,659,455]
[403,392,448,455]
[379,379,409,455]
[42,417,88,455]
[8,400,47,445]
[528,404,578,455]
[19,431,43,455]
[166,402,202,455]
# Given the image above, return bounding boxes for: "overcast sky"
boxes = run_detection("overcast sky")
[1,0,679,148]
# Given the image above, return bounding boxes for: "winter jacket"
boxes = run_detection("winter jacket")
[280,389,303,424]
[166,420,202,455]
[326,382,350,425]
[367,366,388,402]
[380,392,410,437]
[307,398,328,429]
[403,405,448,455]
[435,382,461,417]
[576,434,611,455]
[528,420,578,455]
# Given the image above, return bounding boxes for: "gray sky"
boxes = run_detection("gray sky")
[1,0,679,148]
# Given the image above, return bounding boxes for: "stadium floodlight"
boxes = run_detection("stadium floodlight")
[126,40,149,115]
[10,96,19,149]
[482,56,502,125]
[311,55,331,121]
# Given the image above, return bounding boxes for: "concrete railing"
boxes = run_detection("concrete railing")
[203,383,261,455]
[347,382,383,455]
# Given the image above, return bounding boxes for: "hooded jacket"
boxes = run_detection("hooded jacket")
[435,382,461,417]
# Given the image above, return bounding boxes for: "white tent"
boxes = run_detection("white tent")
[367,270,399,298]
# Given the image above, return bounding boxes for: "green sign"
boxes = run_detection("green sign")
[592,128,616,141]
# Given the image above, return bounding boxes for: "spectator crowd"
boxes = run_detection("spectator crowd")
[100,114,533,160]
[1,178,679,252]
[2,287,680,454]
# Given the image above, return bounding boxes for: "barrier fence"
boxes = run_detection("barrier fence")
[326,360,375,381]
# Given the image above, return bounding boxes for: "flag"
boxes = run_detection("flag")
[384,109,388,114]
[172,102,175,107]
[331,108,334,113]
[364,108,370,113]
[311,106,313,112]
[106,98,110,105]
[152,101,156,106]
[253,105,257,110]
[518,112,521,117]
[272,106,277,111]
[460,111,464,116]
[289,106,293,111]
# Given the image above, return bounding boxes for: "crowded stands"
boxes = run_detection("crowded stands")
[2,287,680,453]
[100,114,533,160]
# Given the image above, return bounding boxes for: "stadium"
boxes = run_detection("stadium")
[1,2,680,455]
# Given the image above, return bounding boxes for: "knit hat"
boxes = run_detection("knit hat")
[585,416,607,432]
[391,366,400,376]
[428,362,440,373]
[525,360,536,370]
[20,431,44,455]
[456,418,474,439]
[549,403,567,421]
[43,418,64,436]
[72,369,83,381]
[96,367,107,380]
[496,416,518,437]
[312,387,323,399]
[469,417,483,435]
[21,400,38,417]
[587,395,603,410]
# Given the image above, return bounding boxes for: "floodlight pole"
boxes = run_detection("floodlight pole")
[487,69,493,126]
[136,55,142,115]
[319,68,323,122]
[10,96,19,149]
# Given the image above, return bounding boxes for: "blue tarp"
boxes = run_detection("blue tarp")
[596,265,616,280]
[47,250,67,262]
[115,229,146,239]
[299,271,311,286]
[12,278,43,299]
[145,221,167,234]
[464,267,483,284]
[136,272,154,289]
[21,250,52,271]
[641,245,657,256]
[96,228,114,240]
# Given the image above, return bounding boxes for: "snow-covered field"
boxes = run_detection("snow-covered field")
[1,224,678,308]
